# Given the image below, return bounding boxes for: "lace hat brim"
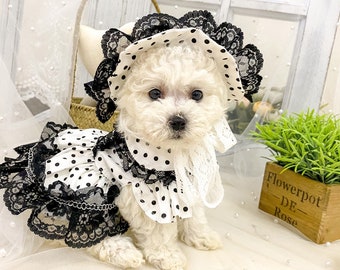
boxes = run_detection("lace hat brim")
[84,10,264,123]
[108,27,245,103]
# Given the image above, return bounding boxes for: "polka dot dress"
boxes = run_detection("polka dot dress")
[44,129,192,223]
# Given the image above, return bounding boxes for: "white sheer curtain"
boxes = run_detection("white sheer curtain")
[0,0,87,261]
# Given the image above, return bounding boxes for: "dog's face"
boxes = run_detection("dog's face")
[114,44,229,149]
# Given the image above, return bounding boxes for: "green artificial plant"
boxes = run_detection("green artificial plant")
[252,109,340,184]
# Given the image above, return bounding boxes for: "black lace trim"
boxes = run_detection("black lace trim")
[94,131,176,187]
[0,122,177,248]
[85,10,264,122]
[0,122,128,248]
[84,58,117,123]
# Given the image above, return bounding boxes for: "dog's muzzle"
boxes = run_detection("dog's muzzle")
[168,115,187,132]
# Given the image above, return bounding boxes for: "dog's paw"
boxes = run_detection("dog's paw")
[87,235,144,268]
[180,227,222,250]
[144,246,186,270]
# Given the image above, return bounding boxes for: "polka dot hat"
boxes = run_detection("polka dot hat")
[84,10,263,123]
[108,27,245,102]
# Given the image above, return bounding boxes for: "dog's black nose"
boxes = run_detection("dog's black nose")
[169,115,187,131]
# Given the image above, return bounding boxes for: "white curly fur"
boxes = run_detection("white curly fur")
[87,44,226,270]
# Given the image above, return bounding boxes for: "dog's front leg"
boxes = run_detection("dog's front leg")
[178,202,222,250]
[116,185,187,270]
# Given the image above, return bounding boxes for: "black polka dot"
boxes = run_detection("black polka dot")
[123,65,128,70]
[152,200,156,205]
[155,187,159,192]
[143,153,148,158]
[176,205,179,209]
[151,211,156,215]
[161,213,166,218]
[151,42,156,46]
[54,174,58,178]
[191,38,197,43]
[82,143,87,147]
[98,157,102,161]
[164,39,169,43]
[225,74,230,78]
[136,138,140,143]
[154,156,159,161]
[122,75,126,80]
[236,78,240,82]
[224,64,229,69]
[133,150,138,154]
[71,160,76,164]
[207,49,212,53]
[220,49,226,53]
[162,196,165,201]
[204,39,210,44]
[115,86,119,90]
[230,87,234,90]
[165,160,170,165]
[86,183,91,187]
[140,199,145,203]
[135,183,140,187]
[118,175,123,179]
[132,55,136,60]
[183,207,188,212]
[70,174,74,178]
[173,188,177,193]
[55,162,60,166]
[190,29,196,33]
[47,160,51,163]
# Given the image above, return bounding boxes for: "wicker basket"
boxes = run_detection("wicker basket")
[69,97,118,131]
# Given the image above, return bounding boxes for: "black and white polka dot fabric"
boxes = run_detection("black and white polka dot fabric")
[108,28,245,102]
[45,129,192,223]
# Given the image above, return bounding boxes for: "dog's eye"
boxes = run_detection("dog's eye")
[148,89,162,100]
[191,90,203,101]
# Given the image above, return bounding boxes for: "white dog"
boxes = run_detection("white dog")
[0,11,262,270]
[86,43,230,269]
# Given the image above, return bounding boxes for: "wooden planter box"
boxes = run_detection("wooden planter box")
[258,162,340,244]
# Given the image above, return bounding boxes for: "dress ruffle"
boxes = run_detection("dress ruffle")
[0,122,197,248]
[0,122,128,248]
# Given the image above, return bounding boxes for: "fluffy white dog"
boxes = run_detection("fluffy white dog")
[0,10,262,270]
[86,44,228,269]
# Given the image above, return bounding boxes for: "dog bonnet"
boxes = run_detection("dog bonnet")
[84,10,263,124]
